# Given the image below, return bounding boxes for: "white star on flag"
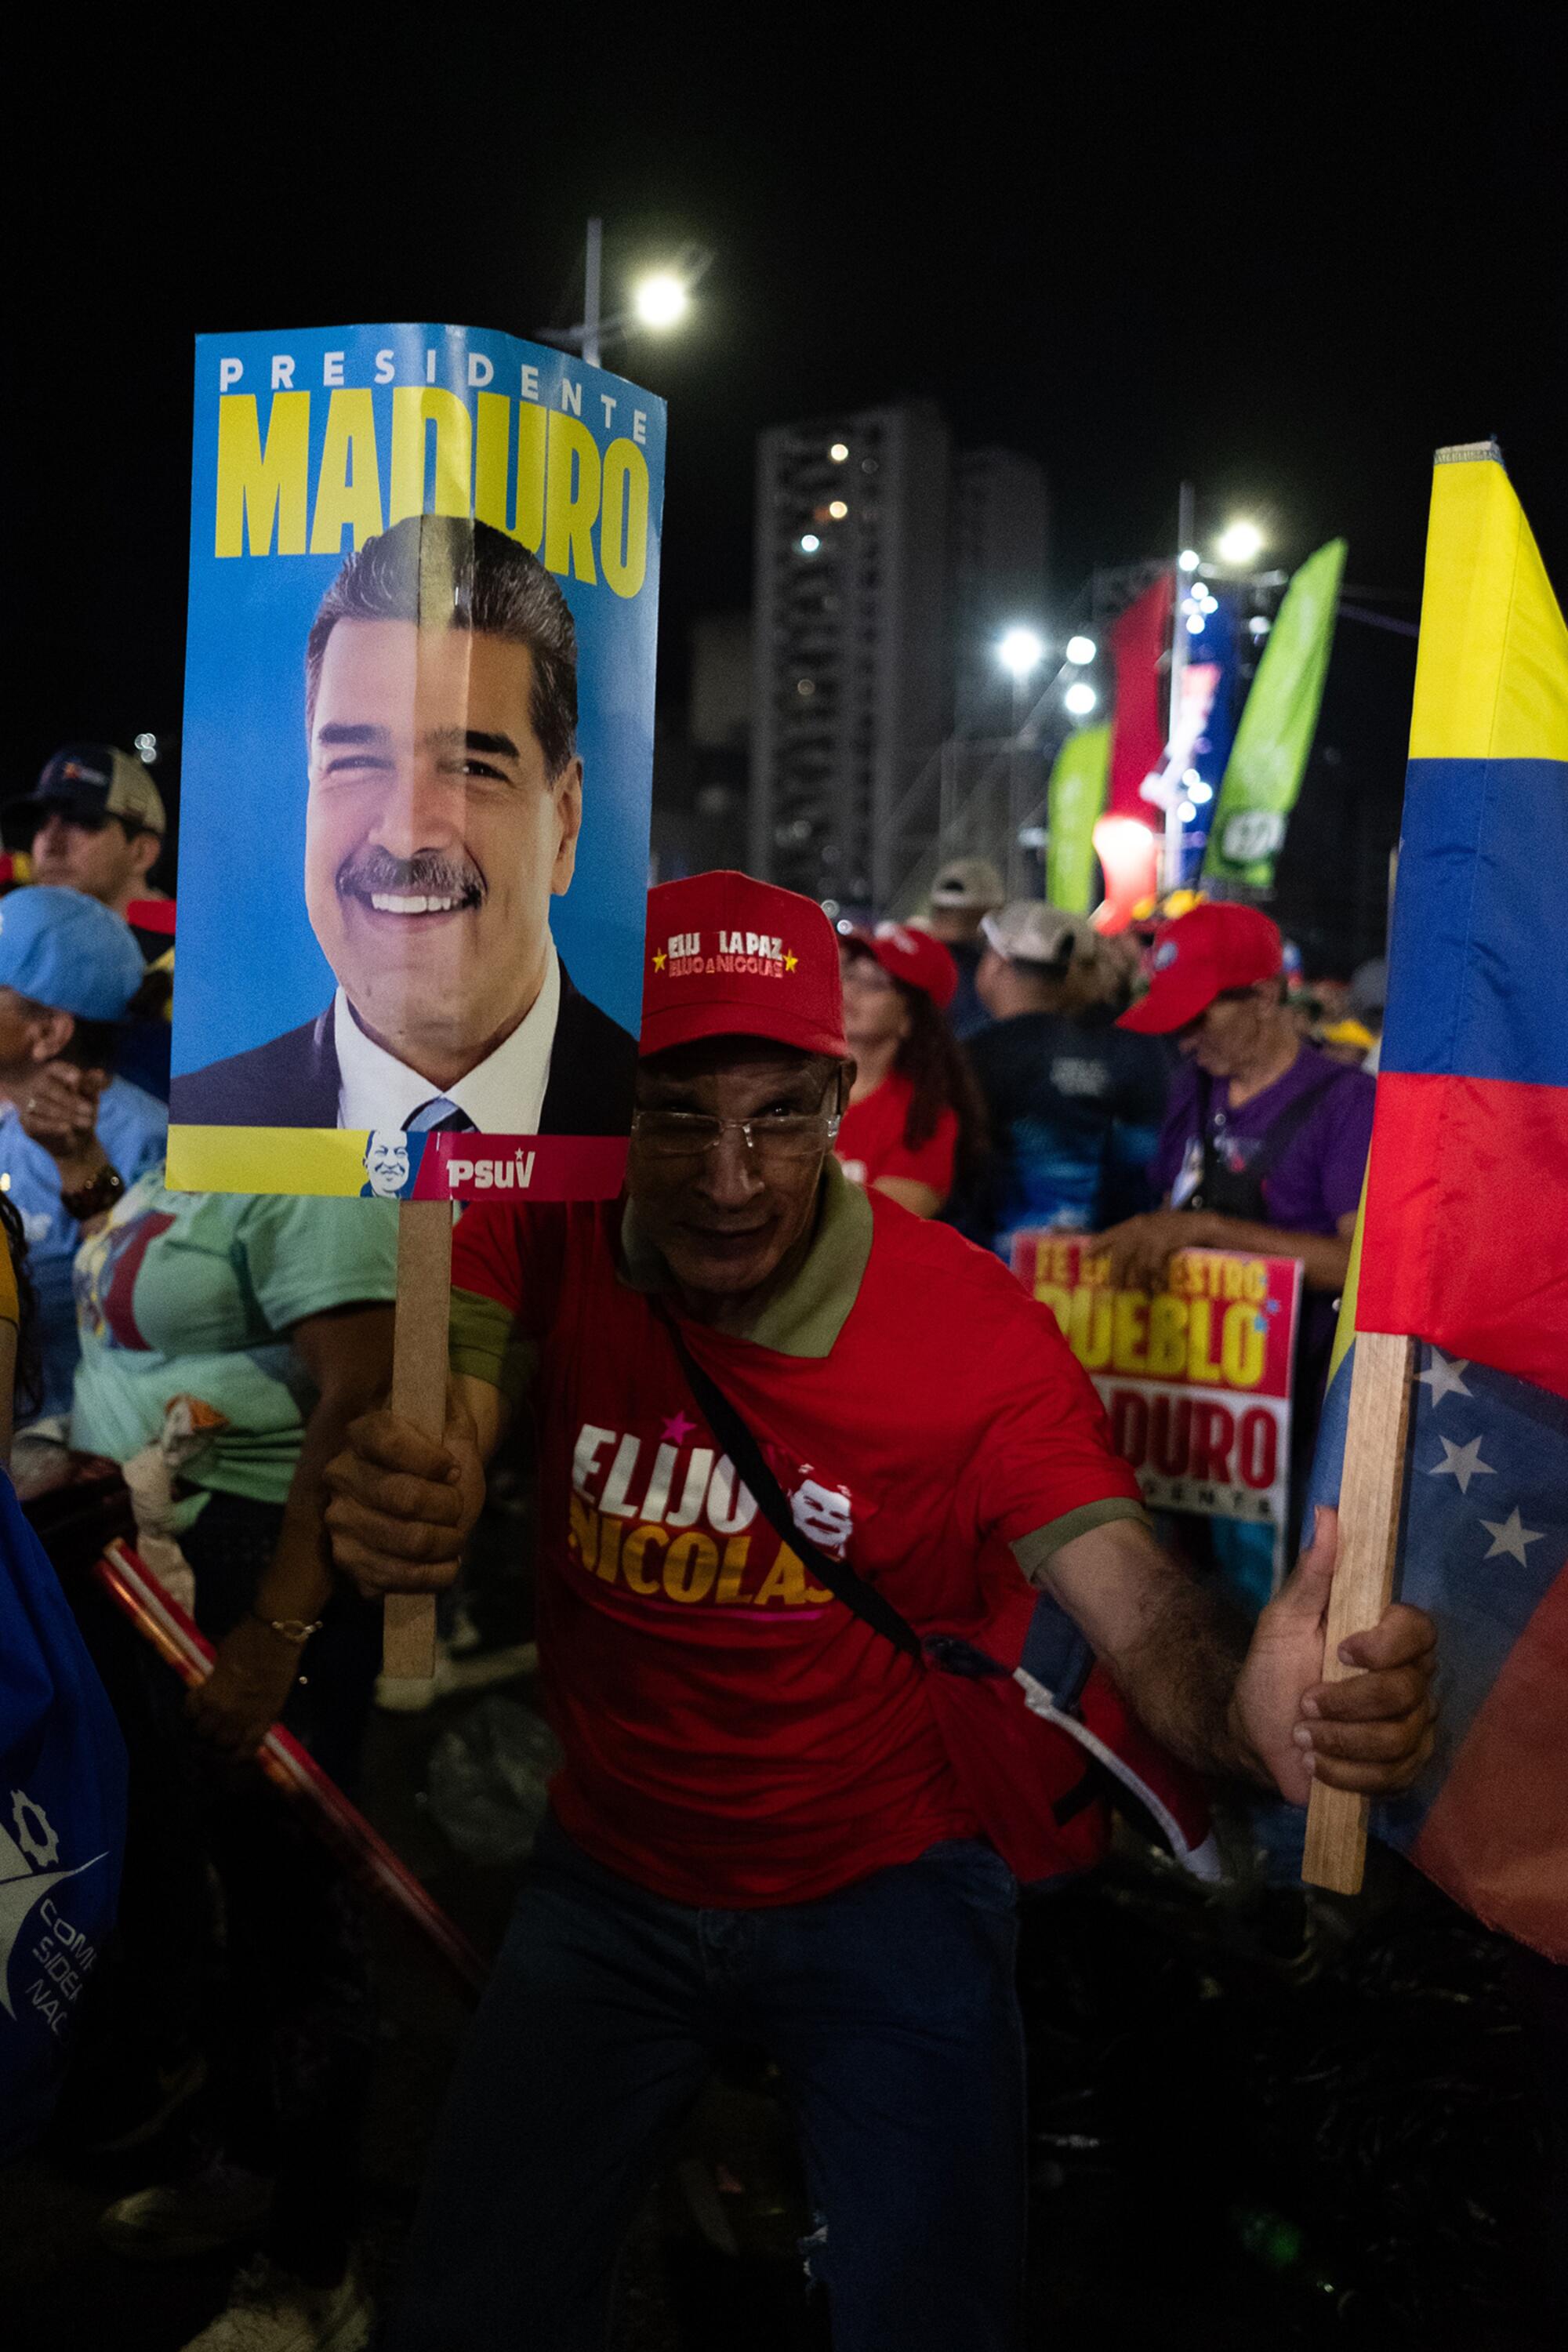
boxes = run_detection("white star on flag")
[1417,1348,1472,1406]
[1479,1505,1545,1566]
[1428,1434,1495,1494]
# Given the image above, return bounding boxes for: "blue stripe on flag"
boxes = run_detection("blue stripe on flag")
[1381,757,1568,1085]
[1308,1333,1568,1861]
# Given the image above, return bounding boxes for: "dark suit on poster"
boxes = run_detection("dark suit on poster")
[171,963,637,1135]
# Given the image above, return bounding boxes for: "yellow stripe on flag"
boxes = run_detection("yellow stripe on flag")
[167,1124,369,1197]
[1410,442,1568,763]
[1331,1177,1367,1382]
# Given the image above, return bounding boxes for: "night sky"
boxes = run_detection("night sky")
[13,25,1563,865]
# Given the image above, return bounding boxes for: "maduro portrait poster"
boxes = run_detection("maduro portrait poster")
[168,321,663,1203]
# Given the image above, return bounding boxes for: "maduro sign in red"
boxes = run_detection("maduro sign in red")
[1011,1235,1305,1573]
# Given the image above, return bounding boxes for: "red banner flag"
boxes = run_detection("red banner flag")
[1106,573,1174,822]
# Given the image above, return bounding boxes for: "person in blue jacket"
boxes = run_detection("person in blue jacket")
[0,888,166,1462]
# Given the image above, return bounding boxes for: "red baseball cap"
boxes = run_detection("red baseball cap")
[1117,902,1283,1033]
[641,871,848,1060]
[844,920,958,1011]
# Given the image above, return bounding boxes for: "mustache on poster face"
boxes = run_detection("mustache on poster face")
[335,847,486,910]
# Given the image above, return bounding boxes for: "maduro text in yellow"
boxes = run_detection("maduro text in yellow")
[214,390,651,597]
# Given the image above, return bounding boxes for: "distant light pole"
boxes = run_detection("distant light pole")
[539,217,713,368]
[1163,481,1196,894]
[996,628,1048,896]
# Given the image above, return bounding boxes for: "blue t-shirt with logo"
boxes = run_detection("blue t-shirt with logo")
[0,1079,169,1425]
[955,1007,1172,1254]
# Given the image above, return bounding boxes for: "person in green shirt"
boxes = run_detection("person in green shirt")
[71,1165,397,2352]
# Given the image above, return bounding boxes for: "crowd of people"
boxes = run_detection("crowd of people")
[2,750,1446,2351]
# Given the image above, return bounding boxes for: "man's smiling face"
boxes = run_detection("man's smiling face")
[363,1131,411,1196]
[304,619,583,1087]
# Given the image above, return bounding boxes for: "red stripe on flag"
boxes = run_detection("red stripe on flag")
[1413,1559,1568,1963]
[1106,575,1174,822]
[1359,1071,1568,1399]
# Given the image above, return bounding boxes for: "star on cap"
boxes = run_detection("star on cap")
[1479,1505,1544,1566]
[652,950,667,972]
[1428,1434,1495,1495]
[1417,1348,1472,1406]
[784,951,798,971]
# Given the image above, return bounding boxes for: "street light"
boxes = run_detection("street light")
[1064,681,1098,717]
[633,272,688,328]
[539,218,713,368]
[997,626,1047,678]
[1178,548,1200,572]
[1064,633,1096,666]
[1216,518,1265,566]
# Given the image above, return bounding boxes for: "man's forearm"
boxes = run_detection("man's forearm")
[1041,1519,1267,1782]
[1105,1573,1263,1780]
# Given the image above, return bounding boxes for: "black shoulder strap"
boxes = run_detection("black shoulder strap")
[655,1307,924,1663]
[1246,1065,1343,1179]
[1194,1069,1221,1196]
[1193,1064,1340,1193]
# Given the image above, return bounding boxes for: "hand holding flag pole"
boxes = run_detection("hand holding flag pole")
[1303,1330,1418,1890]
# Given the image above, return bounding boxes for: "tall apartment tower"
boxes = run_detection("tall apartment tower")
[749,402,951,907]
[951,448,1051,738]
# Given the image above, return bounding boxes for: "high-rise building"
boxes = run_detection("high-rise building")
[749,402,951,906]
[950,448,1051,738]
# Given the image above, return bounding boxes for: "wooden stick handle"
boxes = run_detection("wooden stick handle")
[1302,1329,1417,1893]
[382,1199,453,1679]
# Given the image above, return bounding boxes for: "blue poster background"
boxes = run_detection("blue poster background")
[172,323,663,1075]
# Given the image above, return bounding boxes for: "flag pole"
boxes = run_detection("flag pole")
[380,1200,452,1679]
[1301,1329,1417,1892]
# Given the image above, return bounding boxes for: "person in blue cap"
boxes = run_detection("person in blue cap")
[0,887,167,1459]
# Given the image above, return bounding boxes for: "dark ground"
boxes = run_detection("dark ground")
[3,1636,1559,2351]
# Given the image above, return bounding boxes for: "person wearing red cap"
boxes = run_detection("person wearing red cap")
[1102,901,1375,1307]
[836,920,985,1214]
[323,870,1432,2352]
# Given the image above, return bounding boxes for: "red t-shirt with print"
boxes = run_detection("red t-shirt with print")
[450,1185,1140,1907]
[834,1071,958,1198]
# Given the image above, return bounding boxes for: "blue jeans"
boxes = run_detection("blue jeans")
[385,1816,1026,2351]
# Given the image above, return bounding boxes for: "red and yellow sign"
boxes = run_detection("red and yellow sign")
[1011,1235,1304,1571]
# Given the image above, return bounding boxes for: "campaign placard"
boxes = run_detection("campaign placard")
[167,323,664,1202]
[1011,1233,1305,1577]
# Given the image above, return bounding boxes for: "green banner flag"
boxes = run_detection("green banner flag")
[1203,538,1348,889]
[1046,724,1110,912]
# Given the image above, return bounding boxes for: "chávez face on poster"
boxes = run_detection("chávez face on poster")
[168,324,663,1203]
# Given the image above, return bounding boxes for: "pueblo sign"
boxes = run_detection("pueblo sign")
[1011,1234,1305,1580]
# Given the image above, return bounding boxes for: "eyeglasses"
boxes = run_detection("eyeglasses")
[631,1104,841,1164]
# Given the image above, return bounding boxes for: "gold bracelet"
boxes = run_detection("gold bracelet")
[250,1610,322,1646]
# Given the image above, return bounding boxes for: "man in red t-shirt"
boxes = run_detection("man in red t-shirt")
[326,869,1436,2352]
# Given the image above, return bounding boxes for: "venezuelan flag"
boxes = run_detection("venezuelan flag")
[1307,445,1568,1960]
[1357,441,1568,1392]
